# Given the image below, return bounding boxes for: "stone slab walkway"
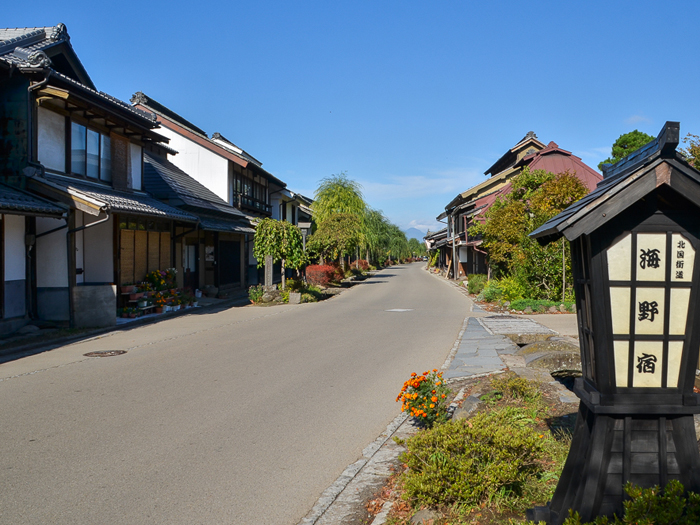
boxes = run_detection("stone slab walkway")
[444,317,518,380]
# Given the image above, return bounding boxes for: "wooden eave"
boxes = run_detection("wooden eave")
[26,176,105,216]
[35,86,168,144]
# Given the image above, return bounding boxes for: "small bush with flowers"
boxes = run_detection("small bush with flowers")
[396,369,451,428]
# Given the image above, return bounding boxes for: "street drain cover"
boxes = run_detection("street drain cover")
[83,350,127,357]
[385,309,413,312]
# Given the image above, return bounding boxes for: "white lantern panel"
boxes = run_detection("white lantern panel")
[671,234,694,283]
[632,341,663,387]
[636,233,666,282]
[607,233,632,281]
[669,288,691,335]
[635,287,665,335]
[610,287,631,335]
[614,341,629,387]
[667,341,684,388]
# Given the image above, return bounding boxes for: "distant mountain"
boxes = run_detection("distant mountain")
[404,227,426,241]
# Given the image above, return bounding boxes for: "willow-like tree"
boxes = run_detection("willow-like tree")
[312,172,366,223]
[312,173,366,269]
[307,213,362,268]
[253,218,305,290]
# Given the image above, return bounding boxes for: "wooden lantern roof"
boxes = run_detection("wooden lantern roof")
[529,122,698,246]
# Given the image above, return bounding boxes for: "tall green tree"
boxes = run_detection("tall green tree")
[307,213,362,265]
[598,130,655,171]
[312,172,366,223]
[470,168,589,300]
[253,218,305,290]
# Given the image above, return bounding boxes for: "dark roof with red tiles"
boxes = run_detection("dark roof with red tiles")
[514,141,602,192]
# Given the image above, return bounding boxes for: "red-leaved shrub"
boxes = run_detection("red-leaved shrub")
[306,265,336,286]
[353,259,370,271]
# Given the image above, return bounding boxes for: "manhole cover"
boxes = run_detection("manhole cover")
[385,309,414,312]
[83,350,127,357]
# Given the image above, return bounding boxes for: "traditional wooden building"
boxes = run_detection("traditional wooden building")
[0,24,196,329]
[131,92,295,286]
[436,132,602,279]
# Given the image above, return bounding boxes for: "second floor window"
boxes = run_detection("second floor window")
[71,122,111,182]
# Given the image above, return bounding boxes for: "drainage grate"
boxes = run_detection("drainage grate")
[83,350,127,358]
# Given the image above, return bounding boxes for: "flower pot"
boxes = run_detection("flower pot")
[155,307,164,314]
[195,290,202,298]
[129,292,144,300]
[192,302,198,307]
[121,313,129,318]
[138,300,148,308]
[129,313,136,318]
[121,285,135,294]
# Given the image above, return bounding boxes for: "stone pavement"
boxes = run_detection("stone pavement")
[304,305,580,525]
[444,315,560,380]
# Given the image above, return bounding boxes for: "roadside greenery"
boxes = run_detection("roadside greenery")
[253,218,305,290]
[308,173,417,267]
[389,373,570,523]
[563,480,700,524]
[469,167,588,302]
[396,370,451,428]
[466,274,487,294]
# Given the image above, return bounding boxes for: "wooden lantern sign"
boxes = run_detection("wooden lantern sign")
[528,122,700,523]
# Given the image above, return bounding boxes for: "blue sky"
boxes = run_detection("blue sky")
[6,1,700,233]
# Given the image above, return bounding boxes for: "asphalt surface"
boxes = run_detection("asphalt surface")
[0,264,469,525]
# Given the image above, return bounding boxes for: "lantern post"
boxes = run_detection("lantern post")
[528,122,700,523]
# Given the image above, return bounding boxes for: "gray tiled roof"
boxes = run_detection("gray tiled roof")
[199,217,255,234]
[0,24,94,89]
[50,70,157,123]
[143,153,248,220]
[0,183,65,216]
[42,174,197,222]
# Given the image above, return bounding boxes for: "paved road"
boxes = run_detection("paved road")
[0,264,469,524]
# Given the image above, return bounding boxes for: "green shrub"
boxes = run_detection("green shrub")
[481,279,503,302]
[491,374,542,403]
[398,407,551,509]
[499,275,527,301]
[286,278,304,292]
[467,274,488,294]
[248,284,264,303]
[280,289,290,303]
[563,479,700,524]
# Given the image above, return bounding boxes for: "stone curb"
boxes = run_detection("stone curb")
[296,412,409,525]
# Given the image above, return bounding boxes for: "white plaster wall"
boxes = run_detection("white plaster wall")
[156,126,229,201]
[130,143,142,190]
[4,214,25,280]
[37,107,66,173]
[83,214,113,283]
[270,194,281,220]
[36,217,68,287]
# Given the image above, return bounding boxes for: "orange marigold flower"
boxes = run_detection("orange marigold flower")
[429,404,435,408]
[431,396,438,402]
[433,369,437,372]
[411,372,417,377]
